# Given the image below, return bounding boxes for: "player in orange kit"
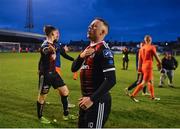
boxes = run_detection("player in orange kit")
[130,35,161,102]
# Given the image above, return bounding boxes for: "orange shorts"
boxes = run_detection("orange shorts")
[142,66,153,82]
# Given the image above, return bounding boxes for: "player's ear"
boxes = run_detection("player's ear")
[102,26,108,35]
[102,29,105,34]
[101,29,106,36]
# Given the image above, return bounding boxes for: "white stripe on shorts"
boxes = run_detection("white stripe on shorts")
[96,103,104,129]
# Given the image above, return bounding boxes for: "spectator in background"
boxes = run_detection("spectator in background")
[122,47,129,70]
[19,47,22,53]
[12,47,16,53]
[26,47,29,53]
[159,52,178,88]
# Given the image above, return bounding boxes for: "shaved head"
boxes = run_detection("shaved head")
[87,18,109,42]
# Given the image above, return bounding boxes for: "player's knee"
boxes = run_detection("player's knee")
[41,88,49,94]
[61,89,69,96]
[160,68,166,74]
[58,87,69,96]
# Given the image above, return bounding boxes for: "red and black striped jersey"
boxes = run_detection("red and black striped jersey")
[38,40,56,74]
[72,41,115,97]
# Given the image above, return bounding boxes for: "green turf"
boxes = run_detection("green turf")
[0,52,180,127]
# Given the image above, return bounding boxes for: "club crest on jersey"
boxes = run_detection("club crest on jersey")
[108,59,114,65]
[103,49,113,58]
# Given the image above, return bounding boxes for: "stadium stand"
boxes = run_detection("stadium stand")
[0,29,45,52]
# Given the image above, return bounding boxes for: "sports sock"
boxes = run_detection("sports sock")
[61,95,69,116]
[37,101,44,119]
[128,81,138,91]
[148,83,155,98]
[142,86,147,94]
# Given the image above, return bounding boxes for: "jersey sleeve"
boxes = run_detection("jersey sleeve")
[173,57,178,69]
[59,46,74,61]
[71,55,85,72]
[90,48,116,102]
[41,44,49,54]
[101,48,115,73]
[41,43,54,55]
[152,46,157,55]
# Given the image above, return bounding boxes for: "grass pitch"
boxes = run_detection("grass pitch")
[0,52,180,128]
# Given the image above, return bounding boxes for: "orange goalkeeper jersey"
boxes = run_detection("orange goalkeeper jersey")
[139,44,156,70]
[139,44,157,81]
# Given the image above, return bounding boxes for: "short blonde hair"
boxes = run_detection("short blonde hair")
[144,35,152,41]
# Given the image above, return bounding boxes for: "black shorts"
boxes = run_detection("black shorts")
[78,93,111,128]
[38,72,65,94]
[123,57,129,62]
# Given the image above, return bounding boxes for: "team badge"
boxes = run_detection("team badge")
[103,49,113,58]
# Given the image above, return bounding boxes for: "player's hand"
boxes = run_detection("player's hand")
[78,97,93,110]
[138,67,142,73]
[48,45,56,53]
[80,47,95,58]
[137,71,142,74]
[157,63,161,71]
[64,45,69,52]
